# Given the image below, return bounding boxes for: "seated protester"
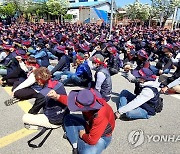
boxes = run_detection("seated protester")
[123,48,137,70]
[0,46,14,76]
[122,49,150,83]
[22,67,69,129]
[48,45,70,80]
[90,54,112,102]
[29,43,50,67]
[160,61,180,94]
[47,89,115,154]
[171,42,180,64]
[44,43,58,60]
[115,68,162,120]
[3,64,41,106]
[62,53,92,87]
[121,63,137,83]
[135,49,150,70]
[0,56,27,86]
[150,44,174,75]
[106,46,121,75]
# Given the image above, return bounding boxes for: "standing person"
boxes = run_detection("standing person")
[48,89,115,154]
[90,54,112,101]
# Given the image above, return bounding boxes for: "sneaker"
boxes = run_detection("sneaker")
[4,98,20,106]
[72,148,78,154]
[24,124,39,130]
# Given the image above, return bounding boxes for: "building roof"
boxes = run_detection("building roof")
[69,0,111,8]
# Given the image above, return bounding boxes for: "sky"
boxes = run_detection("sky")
[115,0,151,7]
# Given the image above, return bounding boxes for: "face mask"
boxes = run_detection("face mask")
[36,47,40,51]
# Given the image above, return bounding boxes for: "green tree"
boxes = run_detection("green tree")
[2,2,16,16]
[46,0,69,23]
[125,0,151,23]
[152,0,180,27]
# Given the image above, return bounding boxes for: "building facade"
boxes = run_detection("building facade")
[68,0,117,23]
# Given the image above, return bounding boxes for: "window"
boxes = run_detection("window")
[79,0,88,2]
[69,0,75,3]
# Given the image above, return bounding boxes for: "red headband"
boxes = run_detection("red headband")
[76,54,84,60]
[93,57,107,67]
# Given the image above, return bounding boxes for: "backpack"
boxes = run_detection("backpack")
[155,97,163,113]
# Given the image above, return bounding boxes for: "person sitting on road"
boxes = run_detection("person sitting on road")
[115,68,163,120]
[47,88,115,154]
[22,67,69,129]
[90,54,112,101]
[61,53,92,87]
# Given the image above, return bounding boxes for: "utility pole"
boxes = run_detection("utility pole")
[109,0,114,37]
[171,6,178,31]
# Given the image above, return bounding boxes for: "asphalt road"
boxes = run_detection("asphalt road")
[0,69,180,154]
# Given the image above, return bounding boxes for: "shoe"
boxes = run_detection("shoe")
[4,98,20,106]
[24,123,39,130]
[72,148,78,154]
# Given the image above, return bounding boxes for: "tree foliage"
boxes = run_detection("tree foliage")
[46,0,69,16]
[125,0,151,21]
[152,0,180,21]
[1,2,16,16]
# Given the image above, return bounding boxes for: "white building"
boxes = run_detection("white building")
[67,0,117,23]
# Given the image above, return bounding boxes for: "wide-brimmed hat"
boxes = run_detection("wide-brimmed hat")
[68,89,104,112]
[132,68,156,81]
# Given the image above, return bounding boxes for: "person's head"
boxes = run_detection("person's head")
[132,68,156,83]
[90,54,105,68]
[173,42,180,52]
[76,53,85,65]
[34,67,51,86]
[68,89,104,112]
[163,44,174,53]
[84,52,90,60]
[137,49,148,61]
[36,43,44,51]
[107,46,117,55]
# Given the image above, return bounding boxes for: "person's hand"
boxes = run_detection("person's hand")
[161,86,168,93]
[79,130,86,138]
[47,90,60,100]
[124,65,132,72]
[0,79,3,85]
[159,69,163,75]
[11,92,14,97]
[168,53,173,58]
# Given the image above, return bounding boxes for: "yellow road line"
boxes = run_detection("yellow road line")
[3,87,32,113]
[0,128,37,148]
[0,87,36,148]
